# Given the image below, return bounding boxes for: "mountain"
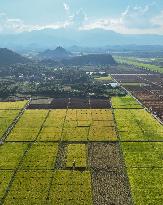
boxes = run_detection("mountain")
[0,29,163,51]
[0,48,29,66]
[38,46,72,60]
[62,54,116,66]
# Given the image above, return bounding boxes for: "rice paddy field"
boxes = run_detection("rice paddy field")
[0,97,162,205]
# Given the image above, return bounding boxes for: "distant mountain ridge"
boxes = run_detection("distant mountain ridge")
[0,29,163,50]
[0,48,29,66]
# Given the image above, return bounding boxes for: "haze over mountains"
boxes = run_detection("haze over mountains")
[0,47,116,66]
[0,48,29,66]
[1,28,163,51]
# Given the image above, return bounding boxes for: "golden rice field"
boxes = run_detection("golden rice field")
[0,97,162,205]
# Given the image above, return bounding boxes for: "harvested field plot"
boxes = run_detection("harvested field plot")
[28,97,111,109]
[113,74,147,84]
[88,142,132,204]
[30,98,53,105]
[90,98,111,109]
[28,98,68,109]
[66,144,87,168]
[112,73,163,121]
[133,90,163,121]
[49,170,93,205]
[88,142,122,170]
[92,170,132,205]
[51,98,69,109]
[69,98,90,109]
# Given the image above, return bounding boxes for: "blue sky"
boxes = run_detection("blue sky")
[0,0,163,34]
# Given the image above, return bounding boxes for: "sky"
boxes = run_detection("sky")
[0,0,163,34]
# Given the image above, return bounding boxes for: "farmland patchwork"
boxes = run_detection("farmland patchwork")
[0,98,162,204]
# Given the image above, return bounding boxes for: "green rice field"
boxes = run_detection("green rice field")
[0,98,162,205]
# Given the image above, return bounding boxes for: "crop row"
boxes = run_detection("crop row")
[113,95,163,204]
[49,170,92,204]
[122,142,163,168]
[6,110,48,141]
[43,109,114,121]
[20,143,58,170]
[112,95,143,109]
[38,125,117,142]
[122,142,163,205]
[6,109,117,142]
[0,170,13,202]
[127,168,163,205]
[0,101,28,110]
[2,170,93,205]
[0,142,59,202]
[0,142,59,171]
[114,108,163,141]
[66,144,87,168]
[42,109,116,142]
[0,142,28,170]
[3,170,52,205]
[115,56,163,73]
[0,110,20,139]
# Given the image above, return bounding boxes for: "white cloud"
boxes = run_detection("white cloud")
[0,7,88,33]
[0,4,163,35]
[0,13,71,33]
[63,3,70,12]
[80,4,163,35]
[70,9,88,27]
[152,11,163,27]
[121,5,158,29]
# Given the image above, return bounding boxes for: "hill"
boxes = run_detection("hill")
[62,54,116,66]
[0,48,29,66]
[38,46,72,60]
